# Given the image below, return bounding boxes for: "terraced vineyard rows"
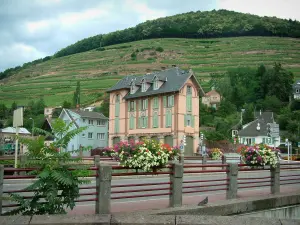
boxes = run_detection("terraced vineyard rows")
[1,36,300,106]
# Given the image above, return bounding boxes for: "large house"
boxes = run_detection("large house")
[107,67,205,155]
[237,111,280,147]
[293,80,300,100]
[59,109,109,155]
[201,88,221,109]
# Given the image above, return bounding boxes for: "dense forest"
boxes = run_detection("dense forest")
[1,9,300,80]
[54,9,300,57]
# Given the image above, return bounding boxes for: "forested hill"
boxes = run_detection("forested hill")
[54,9,300,58]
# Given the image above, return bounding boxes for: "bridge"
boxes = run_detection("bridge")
[1,156,299,216]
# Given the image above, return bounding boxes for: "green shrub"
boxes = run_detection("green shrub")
[155,47,164,52]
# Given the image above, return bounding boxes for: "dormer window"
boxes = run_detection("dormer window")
[296,89,299,93]
[130,84,135,94]
[153,77,159,90]
[141,79,146,92]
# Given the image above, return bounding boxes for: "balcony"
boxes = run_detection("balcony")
[128,128,172,135]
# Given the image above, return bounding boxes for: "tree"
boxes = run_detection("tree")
[5,119,90,215]
[94,94,109,117]
[10,101,17,113]
[0,104,7,119]
[62,101,72,109]
[73,81,81,107]
[261,63,294,102]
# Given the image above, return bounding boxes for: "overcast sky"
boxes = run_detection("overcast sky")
[0,0,299,72]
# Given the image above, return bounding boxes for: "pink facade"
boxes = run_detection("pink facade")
[201,89,221,109]
[108,68,204,155]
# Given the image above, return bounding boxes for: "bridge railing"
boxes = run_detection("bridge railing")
[1,161,300,215]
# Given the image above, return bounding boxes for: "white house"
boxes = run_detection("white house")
[59,109,109,156]
[293,80,300,100]
[237,111,280,147]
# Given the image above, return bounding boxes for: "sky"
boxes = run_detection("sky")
[0,0,299,72]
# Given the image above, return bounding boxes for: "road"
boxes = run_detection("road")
[2,163,300,214]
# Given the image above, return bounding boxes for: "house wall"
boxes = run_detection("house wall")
[201,91,221,108]
[109,78,200,154]
[59,110,109,156]
[239,135,280,147]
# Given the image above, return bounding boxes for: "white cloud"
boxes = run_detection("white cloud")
[0,43,45,71]
[217,0,300,21]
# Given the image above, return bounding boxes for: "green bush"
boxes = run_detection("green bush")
[155,47,164,52]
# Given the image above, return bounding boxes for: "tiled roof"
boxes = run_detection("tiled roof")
[1,127,31,134]
[238,111,275,137]
[68,109,108,120]
[107,67,205,99]
[205,89,220,97]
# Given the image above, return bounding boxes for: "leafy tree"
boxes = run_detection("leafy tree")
[262,95,282,114]
[261,63,294,102]
[62,101,72,109]
[0,104,7,119]
[5,119,90,215]
[10,101,17,113]
[94,94,109,117]
[73,81,81,107]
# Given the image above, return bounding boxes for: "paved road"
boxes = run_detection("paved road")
[2,164,300,214]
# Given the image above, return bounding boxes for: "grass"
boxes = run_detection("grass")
[1,36,300,107]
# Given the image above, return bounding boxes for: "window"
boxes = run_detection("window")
[153,77,159,90]
[130,84,135,94]
[153,112,159,128]
[142,116,147,128]
[115,94,120,117]
[83,119,85,123]
[297,89,299,93]
[153,97,159,109]
[141,79,146,92]
[184,114,194,127]
[88,132,93,139]
[130,101,135,111]
[187,86,192,95]
[129,115,135,129]
[142,99,148,110]
[167,95,174,107]
[97,133,105,140]
[186,86,192,112]
[88,119,93,125]
[97,120,105,126]
[166,110,172,127]
[186,115,191,126]
[82,133,86,138]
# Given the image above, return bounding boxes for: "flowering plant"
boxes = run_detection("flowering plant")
[241,144,278,168]
[208,148,223,160]
[110,139,180,171]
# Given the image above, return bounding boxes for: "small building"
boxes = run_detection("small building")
[237,111,280,147]
[0,127,31,154]
[44,107,61,118]
[41,117,55,147]
[293,80,300,100]
[201,88,221,109]
[107,67,205,155]
[59,109,109,155]
[83,106,96,112]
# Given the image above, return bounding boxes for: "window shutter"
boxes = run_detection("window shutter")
[169,111,172,127]
[152,98,155,109]
[242,138,245,144]
[171,95,174,106]
[163,96,167,107]
[184,114,187,127]
[115,102,119,116]
[145,116,148,128]
[262,137,265,144]
[128,102,130,112]
[115,118,119,133]
[145,99,148,109]
[191,115,194,128]
[134,101,136,111]
[139,99,142,111]
[165,113,168,127]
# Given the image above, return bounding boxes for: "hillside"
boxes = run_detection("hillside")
[1,36,300,106]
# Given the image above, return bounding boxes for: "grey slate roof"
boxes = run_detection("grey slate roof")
[238,111,275,137]
[68,109,108,120]
[107,67,204,99]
